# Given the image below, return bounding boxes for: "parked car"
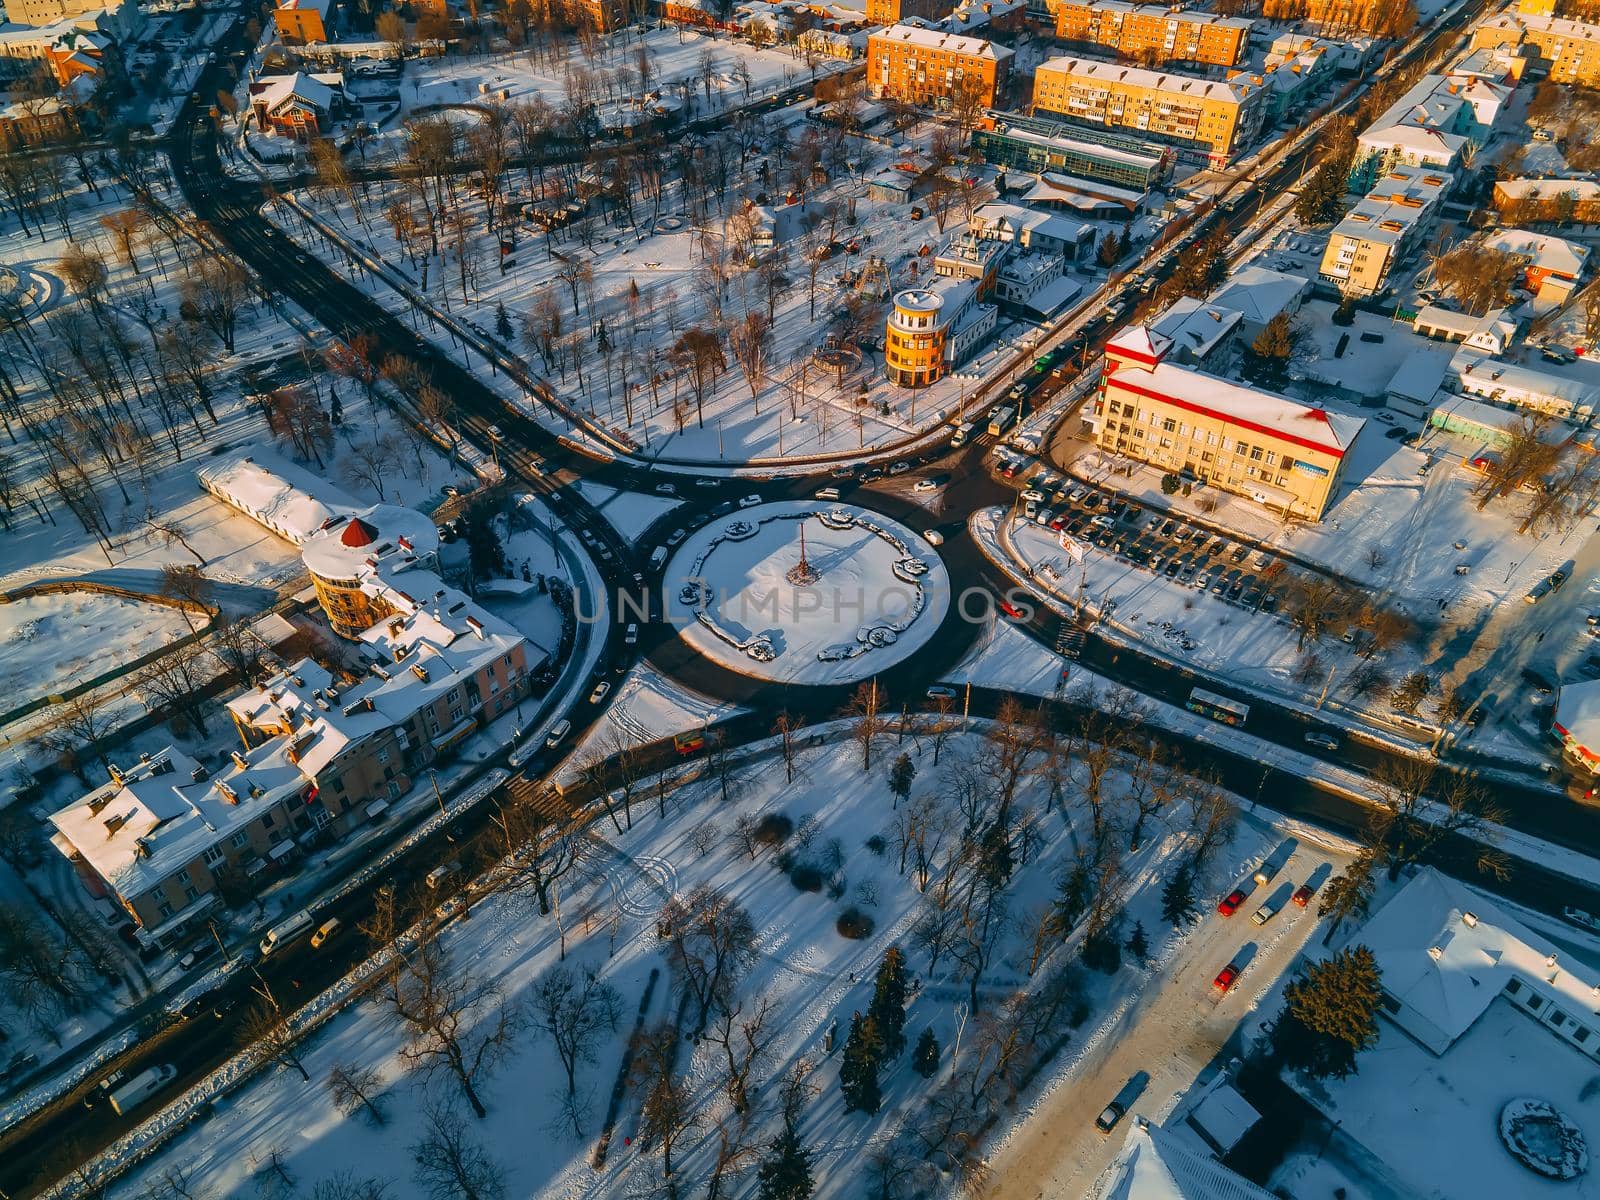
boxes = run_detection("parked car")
[926,686,957,700]
[654,482,678,496]
[924,529,944,546]
[1095,1072,1149,1133]
[888,461,912,476]
[177,942,218,972]
[1304,731,1340,751]
[1212,962,1241,994]
[624,623,639,645]
[1217,889,1247,917]
[738,494,763,509]
[589,681,611,704]
[1292,883,1316,908]
[666,528,688,547]
[1251,897,1282,926]
[545,720,571,749]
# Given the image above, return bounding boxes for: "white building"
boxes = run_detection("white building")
[1448,349,1600,421]
[968,201,1097,262]
[196,450,361,545]
[1359,867,1600,1059]
[1148,296,1241,367]
[1412,305,1520,355]
[1103,1119,1278,1199]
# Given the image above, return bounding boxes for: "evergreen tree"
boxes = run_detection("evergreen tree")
[1125,920,1150,962]
[1271,945,1382,1080]
[1319,852,1378,946]
[1160,867,1200,927]
[868,947,909,1058]
[888,753,916,810]
[1082,928,1122,974]
[328,387,343,427]
[838,1012,883,1114]
[1247,314,1303,383]
[495,301,513,339]
[1053,861,1093,934]
[911,1027,939,1079]
[757,1126,814,1200]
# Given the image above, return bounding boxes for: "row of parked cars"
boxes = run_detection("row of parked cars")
[1003,463,1291,615]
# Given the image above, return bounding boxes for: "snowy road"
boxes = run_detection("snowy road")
[986,834,1351,1200]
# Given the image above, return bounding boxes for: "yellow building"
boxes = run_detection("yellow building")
[1089,326,1363,520]
[273,0,333,43]
[1050,0,1252,68]
[1317,164,1451,296]
[884,283,997,387]
[1470,11,1600,86]
[301,508,441,639]
[1030,55,1267,165]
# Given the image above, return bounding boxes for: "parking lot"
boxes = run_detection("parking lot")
[992,450,1297,621]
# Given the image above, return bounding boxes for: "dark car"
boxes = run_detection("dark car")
[1385,425,1409,440]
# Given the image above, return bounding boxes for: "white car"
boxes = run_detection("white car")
[924,530,944,546]
[589,682,610,704]
[624,623,638,645]
[738,494,762,508]
[1304,731,1340,751]
[654,482,678,496]
[914,478,941,493]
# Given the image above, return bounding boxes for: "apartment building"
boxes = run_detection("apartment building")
[865,0,956,27]
[273,0,334,44]
[1483,228,1590,298]
[1030,56,1267,165]
[971,111,1170,192]
[1317,165,1452,297]
[301,508,442,639]
[1350,72,1509,188]
[48,715,409,947]
[883,282,997,387]
[0,2,130,84]
[1470,11,1600,86]
[1051,0,1252,68]
[866,23,1012,107]
[0,0,118,29]
[1495,178,1600,224]
[1088,324,1363,520]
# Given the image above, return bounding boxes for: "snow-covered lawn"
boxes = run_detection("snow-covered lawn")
[106,722,1259,1200]
[572,481,684,545]
[1297,996,1600,1200]
[0,592,197,709]
[664,501,950,684]
[565,662,745,777]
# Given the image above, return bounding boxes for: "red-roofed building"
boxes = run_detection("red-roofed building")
[1089,326,1364,520]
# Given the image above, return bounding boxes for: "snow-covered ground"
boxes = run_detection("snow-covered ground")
[572,480,684,546]
[0,593,196,709]
[664,501,950,684]
[103,722,1257,1200]
[565,661,745,779]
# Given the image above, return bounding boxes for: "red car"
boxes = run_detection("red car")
[1000,462,1020,479]
[1213,963,1241,994]
[1292,884,1315,908]
[1217,889,1247,917]
[999,598,1027,620]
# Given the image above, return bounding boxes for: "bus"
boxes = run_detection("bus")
[988,406,1017,437]
[673,731,706,756]
[1186,687,1249,727]
[1031,350,1058,375]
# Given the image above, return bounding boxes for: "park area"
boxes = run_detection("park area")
[100,709,1283,1200]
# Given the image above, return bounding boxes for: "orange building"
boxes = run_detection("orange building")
[866,23,1013,109]
[273,0,333,45]
[1050,0,1251,67]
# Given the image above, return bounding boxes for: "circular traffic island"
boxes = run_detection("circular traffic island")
[1500,1098,1588,1181]
[664,501,949,685]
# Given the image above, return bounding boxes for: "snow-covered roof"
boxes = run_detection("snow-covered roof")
[1430,391,1572,443]
[1055,0,1251,29]
[1149,296,1240,360]
[1451,349,1600,414]
[195,450,360,545]
[981,115,1165,172]
[300,505,440,583]
[869,22,1011,60]
[48,748,285,901]
[276,0,333,15]
[1331,166,1451,248]
[1556,679,1600,757]
[1360,867,1600,1050]
[1108,324,1173,365]
[1104,1119,1277,1200]
[1023,172,1147,211]
[1385,349,1451,404]
[250,70,341,114]
[1482,228,1590,279]
[1356,122,1465,163]
[971,202,1096,246]
[1187,1085,1261,1155]
[1108,360,1364,457]
[1208,265,1309,328]
[1496,178,1600,203]
[1036,56,1264,104]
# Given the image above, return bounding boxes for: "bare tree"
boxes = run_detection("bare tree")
[42,691,116,782]
[328,1062,388,1126]
[385,935,517,1118]
[529,965,620,1123]
[842,679,887,773]
[493,779,584,916]
[629,1022,698,1198]
[1369,758,1505,880]
[411,1105,507,1200]
[239,983,311,1083]
[132,643,215,736]
[181,257,253,352]
[660,883,758,1036]
[311,1172,393,1200]
[704,989,779,1115]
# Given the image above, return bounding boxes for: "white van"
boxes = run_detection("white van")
[545,720,571,749]
[949,421,976,447]
[814,486,842,501]
[259,909,313,958]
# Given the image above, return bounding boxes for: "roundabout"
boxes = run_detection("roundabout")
[663,501,950,685]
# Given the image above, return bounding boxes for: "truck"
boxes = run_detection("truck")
[108,1064,177,1116]
[1252,839,1297,887]
[1095,1071,1149,1132]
